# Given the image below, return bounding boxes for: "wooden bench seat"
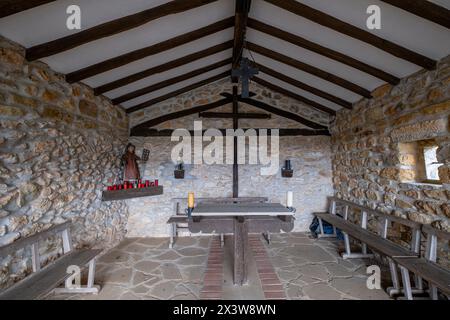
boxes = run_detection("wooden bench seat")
[393,258,450,296]
[0,249,102,300]
[315,213,418,258]
[0,221,101,300]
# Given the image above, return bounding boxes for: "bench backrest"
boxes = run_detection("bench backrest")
[328,197,422,254]
[422,224,450,263]
[0,221,73,273]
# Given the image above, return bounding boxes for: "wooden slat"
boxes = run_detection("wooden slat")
[393,258,450,295]
[0,249,101,300]
[257,64,353,109]
[422,225,450,241]
[94,41,233,95]
[131,96,232,130]
[66,17,235,83]
[26,0,220,60]
[264,0,437,70]
[248,19,400,85]
[247,42,372,98]
[0,221,71,257]
[252,77,338,114]
[130,128,330,137]
[381,0,450,29]
[112,59,232,104]
[315,213,418,258]
[199,112,271,119]
[0,0,56,18]
[127,71,230,114]
[221,92,328,130]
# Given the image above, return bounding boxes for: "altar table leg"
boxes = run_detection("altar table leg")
[234,218,248,286]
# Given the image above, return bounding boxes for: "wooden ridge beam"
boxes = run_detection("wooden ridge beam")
[381,0,450,29]
[66,17,235,83]
[0,0,56,18]
[264,0,436,69]
[221,93,327,130]
[247,42,372,98]
[94,41,233,95]
[112,58,232,105]
[26,0,220,60]
[199,112,271,119]
[248,19,400,85]
[126,71,230,113]
[232,0,252,69]
[257,64,352,109]
[132,97,232,130]
[252,77,339,115]
[130,127,330,137]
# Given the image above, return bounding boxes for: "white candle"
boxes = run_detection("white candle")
[287,191,293,208]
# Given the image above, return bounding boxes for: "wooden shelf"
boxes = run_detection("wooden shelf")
[102,186,163,201]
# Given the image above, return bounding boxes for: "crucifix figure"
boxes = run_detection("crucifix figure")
[232,58,259,98]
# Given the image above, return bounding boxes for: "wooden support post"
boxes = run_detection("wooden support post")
[233,217,248,286]
[61,229,73,254]
[361,211,368,254]
[232,86,239,198]
[400,266,413,300]
[87,259,96,288]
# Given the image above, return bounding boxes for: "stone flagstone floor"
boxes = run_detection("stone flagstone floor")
[45,233,390,300]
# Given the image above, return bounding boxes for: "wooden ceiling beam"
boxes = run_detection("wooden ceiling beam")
[248,19,400,85]
[252,77,338,115]
[0,0,56,18]
[221,93,327,130]
[131,128,330,137]
[126,71,230,113]
[112,58,232,104]
[263,0,436,70]
[66,17,235,83]
[26,0,220,60]
[381,0,450,29]
[232,0,252,70]
[199,112,271,119]
[132,97,232,130]
[257,64,352,109]
[247,42,372,98]
[94,40,233,95]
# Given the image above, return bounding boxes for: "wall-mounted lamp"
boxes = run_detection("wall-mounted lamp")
[282,160,293,178]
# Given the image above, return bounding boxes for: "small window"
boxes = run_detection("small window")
[423,145,442,183]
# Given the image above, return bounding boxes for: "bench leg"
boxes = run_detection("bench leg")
[341,233,373,260]
[430,285,438,300]
[169,223,175,249]
[317,218,336,238]
[399,266,413,300]
[387,258,401,296]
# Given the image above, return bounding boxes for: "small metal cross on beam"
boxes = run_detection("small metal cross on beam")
[232,58,259,98]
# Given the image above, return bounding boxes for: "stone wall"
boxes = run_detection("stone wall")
[126,135,333,237]
[0,36,129,289]
[331,55,450,232]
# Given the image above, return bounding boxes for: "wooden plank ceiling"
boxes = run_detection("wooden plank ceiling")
[0,0,449,133]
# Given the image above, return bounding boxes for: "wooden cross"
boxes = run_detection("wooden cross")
[231,58,259,98]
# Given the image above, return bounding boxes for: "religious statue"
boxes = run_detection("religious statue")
[121,143,141,181]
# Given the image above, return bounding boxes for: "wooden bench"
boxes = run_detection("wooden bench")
[394,225,450,300]
[0,221,101,300]
[314,197,423,297]
[168,197,268,248]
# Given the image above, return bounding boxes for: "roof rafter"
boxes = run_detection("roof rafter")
[66,17,235,83]
[112,58,232,105]
[0,0,56,18]
[132,97,232,130]
[94,41,233,95]
[126,71,230,113]
[221,93,327,130]
[381,0,450,29]
[232,0,252,71]
[263,0,436,70]
[257,64,352,109]
[252,77,339,115]
[247,42,372,98]
[131,128,330,137]
[248,18,400,85]
[26,0,220,60]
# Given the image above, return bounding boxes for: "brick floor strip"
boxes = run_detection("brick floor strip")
[199,237,224,300]
[249,235,287,300]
